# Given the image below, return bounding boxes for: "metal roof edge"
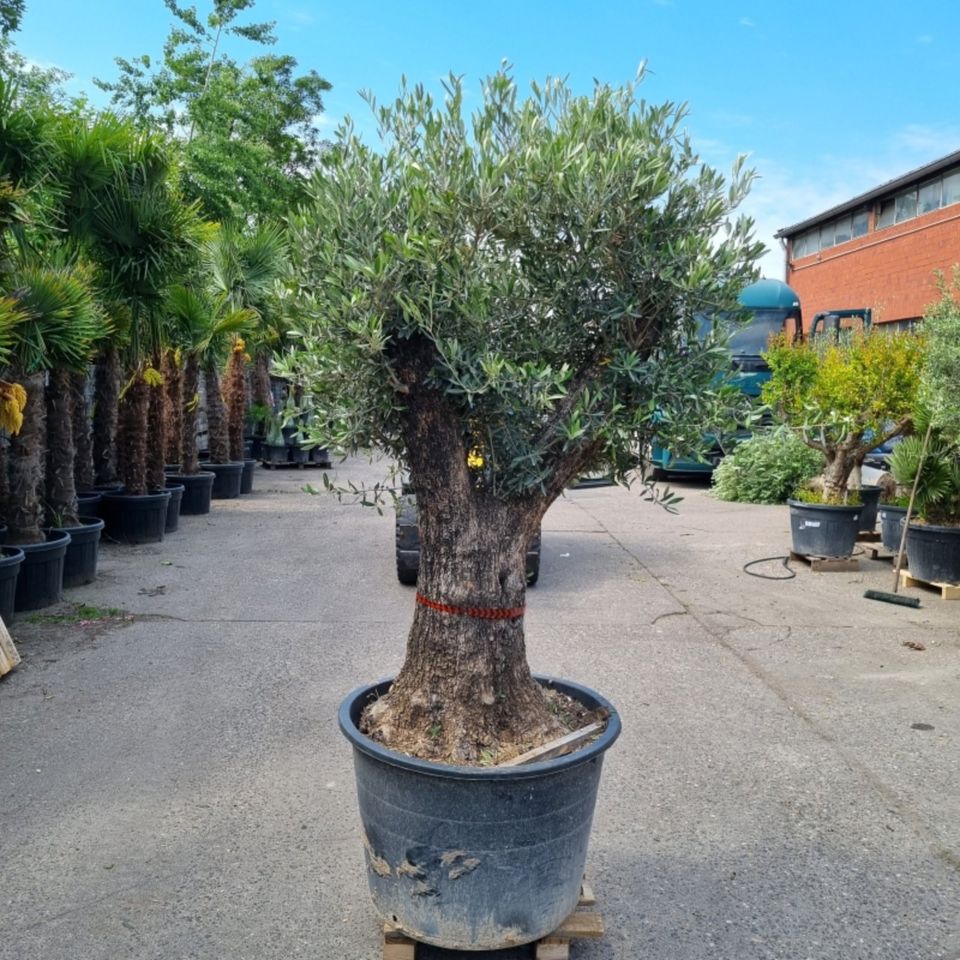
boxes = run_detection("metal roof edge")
[776,148,960,238]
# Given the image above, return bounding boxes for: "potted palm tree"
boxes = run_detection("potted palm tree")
[282,69,762,949]
[763,328,925,559]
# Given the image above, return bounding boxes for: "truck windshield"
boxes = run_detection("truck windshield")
[729,309,794,356]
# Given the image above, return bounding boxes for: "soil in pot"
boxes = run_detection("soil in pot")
[787,499,861,558]
[879,504,907,552]
[201,461,244,500]
[164,482,185,532]
[905,522,960,584]
[57,517,106,588]
[10,530,71,612]
[340,676,620,951]
[240,458,256,495]
[99,491,171,545]
[170,472,215,516]
[0,547,24,623]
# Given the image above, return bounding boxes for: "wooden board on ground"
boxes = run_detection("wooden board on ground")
[382,880,603,960]
[899,569,960,600]
[790,550,860,573]
[857,530,882,542]
[861,543,907,564]
[0,617,20,677]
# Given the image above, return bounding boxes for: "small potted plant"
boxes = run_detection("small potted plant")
[763,328,925,558]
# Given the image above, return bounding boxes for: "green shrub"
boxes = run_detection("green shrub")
[711,428,824,504]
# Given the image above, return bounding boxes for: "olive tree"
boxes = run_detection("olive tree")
[283,69,762,763]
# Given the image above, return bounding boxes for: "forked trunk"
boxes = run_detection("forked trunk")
[180,354,201,475]
[146,355,166,492]
[162,350,183,466]
[821,436,863,500]
[93,347,120,486]
[45,367,79,528]
[7,370,47,545]
[117,372,149,497]
[70,370,95,491]
[224,349,247,462]
[203,360,230,464]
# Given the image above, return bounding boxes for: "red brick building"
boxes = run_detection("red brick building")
[776,150,960,330]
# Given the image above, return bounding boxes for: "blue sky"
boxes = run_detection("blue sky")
[14,0,960,277]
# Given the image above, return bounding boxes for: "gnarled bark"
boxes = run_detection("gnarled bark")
[203,359,230,464]
[71,370,95,491]
[180,354,201,475]
[7,370,47,544]
[252,349,272,410]
[224,349,247,462]
[117,372,149,496]
[146,354,166,492]
[93,348,120,486]
[162,350,183,466]
[45,367,79,528]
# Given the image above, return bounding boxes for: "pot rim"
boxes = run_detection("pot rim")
[8,528,72,551]
[0,546,24,565]
[47,517,105,534]
[340,674,621,782]
[787,498,862,513]
[906,520,960,533]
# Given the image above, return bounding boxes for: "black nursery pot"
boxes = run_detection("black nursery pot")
[99,491,171,545]
[906,522,960,585]
[339,676,621,951]
[57,517,105,588]
[201,461,244,500]
[240,458,256,495]
[0,522,6,544]
[879,504,907,552]
[164,482,185,532]
[12,529,71,612]
[169,471,215,516]
[76,491,103,518]
[0,547,24,623]
[856,484,881,533]
[787,499,861,559]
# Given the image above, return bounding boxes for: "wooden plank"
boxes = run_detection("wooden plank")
[857,530,882,542]
[553,911,605,939]
[383,924,416,960]
[535,937,570,960]
[578,880,596,906]
[900,570,960,600]
[499,721,605,767]
[789,551,859,573]
[0,617,20,677]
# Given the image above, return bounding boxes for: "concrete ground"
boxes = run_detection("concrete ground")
[1,457,958,960]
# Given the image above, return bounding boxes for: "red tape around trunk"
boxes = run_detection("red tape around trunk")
[416,592,525,621]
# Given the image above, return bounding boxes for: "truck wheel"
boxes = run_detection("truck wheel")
[396,557,419,585]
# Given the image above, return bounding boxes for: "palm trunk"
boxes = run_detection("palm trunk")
[0,437,9,522]
[203,359,230,464]
[117,371,149,497]
[71,370,95,491]
[252,349,272,410]
[93,347,120,485]
[224,349,246,462]
[162,349,183,466]
[45,367,79,528]
[180,353,201,475]
[146,354,166,492]
[7,370,47,544]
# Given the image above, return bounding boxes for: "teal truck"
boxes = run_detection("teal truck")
[649,278,803,477]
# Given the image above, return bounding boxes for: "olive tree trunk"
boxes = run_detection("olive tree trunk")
[93,348,120,486]
[162,350,183,466]
[71,370,95,491]
[180,354,201,475]
[7,370,47,545]
[203,360,230,464]
[820,434,865,500]
[45,367,79,528]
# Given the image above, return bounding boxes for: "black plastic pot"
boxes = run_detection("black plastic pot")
[57,517,105,588]
[170,471,215,516]
[787,499,861,558]
[0,547,24,623]
[99,491,170,544]
[76,491,103,518]
[201,461,244,499]
[340,676,621,951]
[11,530,71,612]
[309,446,332,468]
[906,522,960,585]
[164,482,185,532]
[879,504,907,552]
[93,481,124,494]
[0,523,6,544]
[261,443,290,465]
[240,458,256,495]
[290,445,309,465]
[856,484,881,533]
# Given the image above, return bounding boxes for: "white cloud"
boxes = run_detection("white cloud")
[739,16,755,27]
[915,34,933,44]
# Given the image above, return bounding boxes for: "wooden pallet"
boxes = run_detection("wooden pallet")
[382,880,603,959]
[899,569,960,600]
[861,542,907,564]
[857,530,882,542]
[0,617,20,677]
[790,550,860,572]
[258,459,331,470]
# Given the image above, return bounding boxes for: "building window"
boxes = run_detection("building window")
[919,179,942,214]
[852,210,869,237]
[877,199,895,228]
[943,171,960,206]
[895,189,918,223]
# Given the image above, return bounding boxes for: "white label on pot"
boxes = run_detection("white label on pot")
[802,520,821,528]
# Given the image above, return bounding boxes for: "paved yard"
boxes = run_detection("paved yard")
[1,458,958,959]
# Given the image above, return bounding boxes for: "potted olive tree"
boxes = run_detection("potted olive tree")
[762,328,925,559]
[283,69,762,950]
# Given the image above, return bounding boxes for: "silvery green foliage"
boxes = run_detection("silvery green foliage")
[279,68,763,500]
[922,267,960,445]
